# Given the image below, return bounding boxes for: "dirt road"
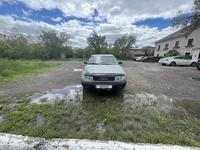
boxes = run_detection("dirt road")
[1,61,199,101]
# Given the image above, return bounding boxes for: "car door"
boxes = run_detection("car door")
[176,57,190,65]
[175,57,191,66]
[174,57,184,65]
[183,58,192,65]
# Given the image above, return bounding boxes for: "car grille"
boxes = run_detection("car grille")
[93,76,115,81]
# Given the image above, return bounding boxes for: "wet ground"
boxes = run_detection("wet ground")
[0,61,200,147]
[0,61,200,115]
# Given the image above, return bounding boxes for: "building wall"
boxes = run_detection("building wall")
[128,49,146,58]
[154,28,200,56]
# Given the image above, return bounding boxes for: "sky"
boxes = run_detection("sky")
[0,0,193,48]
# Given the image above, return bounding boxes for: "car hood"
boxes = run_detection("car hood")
[84,65,125,75]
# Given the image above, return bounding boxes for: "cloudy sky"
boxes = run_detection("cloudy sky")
[0,0,193,47]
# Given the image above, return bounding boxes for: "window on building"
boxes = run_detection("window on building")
[164,43,168,50]
[187,38,194,47]
[185,52,191,58]
[157,45,161,51]
[174,41,180,48]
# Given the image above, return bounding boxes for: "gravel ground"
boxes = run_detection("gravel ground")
[0,61,199,101]
[0,133,199,150]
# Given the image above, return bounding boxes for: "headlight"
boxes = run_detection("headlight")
[115,75,125,81]
[83,75,93,81]
[164,59,169,61]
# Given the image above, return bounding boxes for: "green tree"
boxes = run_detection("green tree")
[40,30,69,59]
[7,33,31,59]
[0,40,15,58]
[87,34,107,54]
[114,35,136,59]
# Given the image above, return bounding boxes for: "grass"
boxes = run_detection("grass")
[0,59,57,83]
[0,94,200,147]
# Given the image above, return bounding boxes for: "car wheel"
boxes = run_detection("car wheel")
[191,62,197,67]
[170,62,176,66]
[197,66,200,70]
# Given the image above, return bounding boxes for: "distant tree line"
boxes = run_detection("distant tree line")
[0,30,136,60]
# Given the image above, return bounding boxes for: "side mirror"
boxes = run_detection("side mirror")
[84,61,88,64]
[118,61,123,64]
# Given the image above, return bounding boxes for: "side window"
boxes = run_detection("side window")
[157,45,161,51]
[164,43,168,50]
[174,41,180,48]
[174,57,183,59]
[187,38,194,47]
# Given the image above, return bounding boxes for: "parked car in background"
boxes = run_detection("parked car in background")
[81,54,126,90]
[135,56,147,62]
[159,56,197,67]
[197,59,200,70]
[141,56,160,62]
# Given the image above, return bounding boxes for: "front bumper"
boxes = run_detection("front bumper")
[159,60,171,65]
[81,80,127,90]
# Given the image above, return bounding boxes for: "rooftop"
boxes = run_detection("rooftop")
[155,25,196,44]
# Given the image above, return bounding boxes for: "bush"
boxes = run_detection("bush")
[0,69,15,77]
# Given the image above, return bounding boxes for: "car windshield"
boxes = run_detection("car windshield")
[88,55,118,65]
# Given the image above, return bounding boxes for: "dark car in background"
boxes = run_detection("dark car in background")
[197,59,200,70]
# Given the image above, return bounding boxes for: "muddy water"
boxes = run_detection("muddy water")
[174,99,200,118]
[29,85,200,118]
[30,85,83,104]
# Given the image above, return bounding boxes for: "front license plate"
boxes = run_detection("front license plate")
[96,85,112,89]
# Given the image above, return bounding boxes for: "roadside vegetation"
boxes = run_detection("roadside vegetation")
[0,59,56,83]
[0,93,199,147]
[0,30,136,60]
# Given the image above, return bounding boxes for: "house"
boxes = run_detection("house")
[128,46,155,58]
[154,25,200,57]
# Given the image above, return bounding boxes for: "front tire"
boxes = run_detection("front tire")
[170,62,176,66]
[197,66,200,70]
[191,62,197,67]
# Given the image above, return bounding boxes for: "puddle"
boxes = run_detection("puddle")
[36,114,45,126]
[124,93,174,114]
[96,122,105,134]
[30,85,83,104]
[175,99,200,118]
[73,68,83,72]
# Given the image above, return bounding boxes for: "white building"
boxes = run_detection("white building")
[154,26,200,58]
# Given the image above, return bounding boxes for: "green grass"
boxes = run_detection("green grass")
[0,59,57,83]
[0,95,200,147]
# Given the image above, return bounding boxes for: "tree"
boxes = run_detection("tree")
[172,0,200,29]
[114,35,136,59]
[7,33,31,59]
[87,34,107,54]
[40,30,69,59]
[0,40,15,58]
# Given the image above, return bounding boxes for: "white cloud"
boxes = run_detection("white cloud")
[2,0,193,23]
[12,0,94,18]
[0,0,193,47]
[0,15,93,47]
[0,14,179,48]
[52,17,62,22]
[96,0,193,23]
[95,23,178,47]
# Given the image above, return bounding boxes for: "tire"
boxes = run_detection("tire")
[170,62,176,66]
[191,62,197,67]
[197,66,200,70]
